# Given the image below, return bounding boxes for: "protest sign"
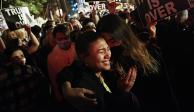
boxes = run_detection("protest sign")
[89,1,106,11]
[1,7,34,31]
[135,0,191,25]
[21,7,35,26]
[0,12,8,30]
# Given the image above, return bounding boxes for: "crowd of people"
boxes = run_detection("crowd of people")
[0,6,194,112]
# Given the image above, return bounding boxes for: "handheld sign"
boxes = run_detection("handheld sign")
[1,7,33,31]
[0,12,8,30]
[89,1,106,11]
[135,0,191,25]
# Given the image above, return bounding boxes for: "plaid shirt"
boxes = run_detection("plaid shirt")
[0,63,49,112]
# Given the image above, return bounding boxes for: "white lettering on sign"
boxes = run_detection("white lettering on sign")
[2,7,26,30]
[15,21,25,29]
[4,8,22,16]
[89,3,106,11]
[18,14,24,21]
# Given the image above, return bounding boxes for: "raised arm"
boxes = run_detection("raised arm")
[0,37,6,52]
[23,25,40,54]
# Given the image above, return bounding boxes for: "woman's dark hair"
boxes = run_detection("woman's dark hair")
[97,14,135,43]
[75,31,101,57]
[4,39,23,60]
[52,23,71,38]
[96,14,158,74]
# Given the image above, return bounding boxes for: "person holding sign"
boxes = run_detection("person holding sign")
[16,24,40,54]
[1,24,39,55]
[0,24,40,68]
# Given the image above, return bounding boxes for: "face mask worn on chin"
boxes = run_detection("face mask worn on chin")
[21,58,26,65]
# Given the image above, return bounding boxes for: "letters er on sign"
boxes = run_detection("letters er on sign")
[135,0,191,25]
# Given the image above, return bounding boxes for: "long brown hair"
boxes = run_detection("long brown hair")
[97,14,158,74]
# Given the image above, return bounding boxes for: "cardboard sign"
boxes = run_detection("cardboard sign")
[78,1,106,14]
[135,0,191,25]
[21,7,34,26]
[0,12,8,30]
[1,7,33,31]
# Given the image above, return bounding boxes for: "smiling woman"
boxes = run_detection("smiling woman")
[75,31,111,72]
[58,31,141,112]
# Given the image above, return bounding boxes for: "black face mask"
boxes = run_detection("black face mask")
[110,45,124,60]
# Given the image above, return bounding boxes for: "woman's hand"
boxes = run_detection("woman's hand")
[62,81,97,111]
[23,24,31,34]
[117,66,137,92]
[147,21,157,39]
